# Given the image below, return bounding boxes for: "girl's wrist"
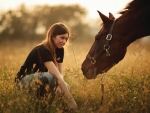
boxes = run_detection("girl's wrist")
[67,96,74,102]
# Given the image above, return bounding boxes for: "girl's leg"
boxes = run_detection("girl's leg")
[16,72,70,93]
[34,72,70,94]
[33,72,55,84]
[15,74,34,89]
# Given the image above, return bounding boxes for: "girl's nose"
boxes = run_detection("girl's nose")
[63,39,67,43]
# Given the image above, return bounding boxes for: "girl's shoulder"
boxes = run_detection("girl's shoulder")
[28,44,48,56]
[33,44,47,51]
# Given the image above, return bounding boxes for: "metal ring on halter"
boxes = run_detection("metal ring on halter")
[104,45,110,50]
[106,34,112,40]
[106,49,110,56]
[91,57,96,64]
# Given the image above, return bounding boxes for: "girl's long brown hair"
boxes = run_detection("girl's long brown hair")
[40,22,70,67]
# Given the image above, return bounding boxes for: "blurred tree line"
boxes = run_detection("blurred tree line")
[0,4,93,42]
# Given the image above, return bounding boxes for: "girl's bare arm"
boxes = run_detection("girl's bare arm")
[44,61,77,109]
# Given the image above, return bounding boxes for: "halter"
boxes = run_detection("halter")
[87,19,116,65]
[86,19,116,105]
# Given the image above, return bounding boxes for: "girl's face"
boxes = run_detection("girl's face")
[53,33,69,48]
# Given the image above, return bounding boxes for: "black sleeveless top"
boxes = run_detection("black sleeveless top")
[16,44,64,80]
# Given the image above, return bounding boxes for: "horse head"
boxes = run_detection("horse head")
[81,11,127,79]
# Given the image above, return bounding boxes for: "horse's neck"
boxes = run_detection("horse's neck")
[117,11,150,46]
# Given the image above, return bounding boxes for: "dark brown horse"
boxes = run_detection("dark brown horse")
[82,0,150,79]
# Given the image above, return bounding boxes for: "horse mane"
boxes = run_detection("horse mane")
[118,0,150,14]
[117,0,150,32]
[112,0,150,44]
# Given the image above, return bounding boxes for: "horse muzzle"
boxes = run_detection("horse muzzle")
[81,66,98,79]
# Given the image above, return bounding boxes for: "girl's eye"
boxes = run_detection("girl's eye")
[61,37,68,41]
[61,37,65,40]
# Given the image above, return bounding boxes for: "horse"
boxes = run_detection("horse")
[81,0,150,79]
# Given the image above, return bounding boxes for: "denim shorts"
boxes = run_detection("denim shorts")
[16,72,55,89]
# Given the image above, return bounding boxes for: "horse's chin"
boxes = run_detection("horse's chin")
[83,67,98,79]
[82,65,113,79]
[84,73,97,79]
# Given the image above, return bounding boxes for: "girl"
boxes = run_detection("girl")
[15,22,77,109]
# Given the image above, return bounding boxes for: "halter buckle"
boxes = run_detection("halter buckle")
[104,45,110,50]
[91,57,96,64]
[106,34,112,40]
[106,49,110,56]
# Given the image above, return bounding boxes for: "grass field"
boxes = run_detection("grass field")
[0,40,150,113]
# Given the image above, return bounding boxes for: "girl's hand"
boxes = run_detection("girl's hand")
[68,97,78,109]
[55,82,70,95]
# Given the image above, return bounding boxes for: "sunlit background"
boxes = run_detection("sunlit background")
[0,0,150,112]
[0,0,150,48]
[0,0,132,18]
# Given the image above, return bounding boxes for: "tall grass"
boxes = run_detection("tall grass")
[0,40,150,113]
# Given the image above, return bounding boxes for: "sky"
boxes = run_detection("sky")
[0,0,132,19]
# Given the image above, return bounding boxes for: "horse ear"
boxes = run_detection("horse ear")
[97,10,111,25]
[109,12,115,20]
